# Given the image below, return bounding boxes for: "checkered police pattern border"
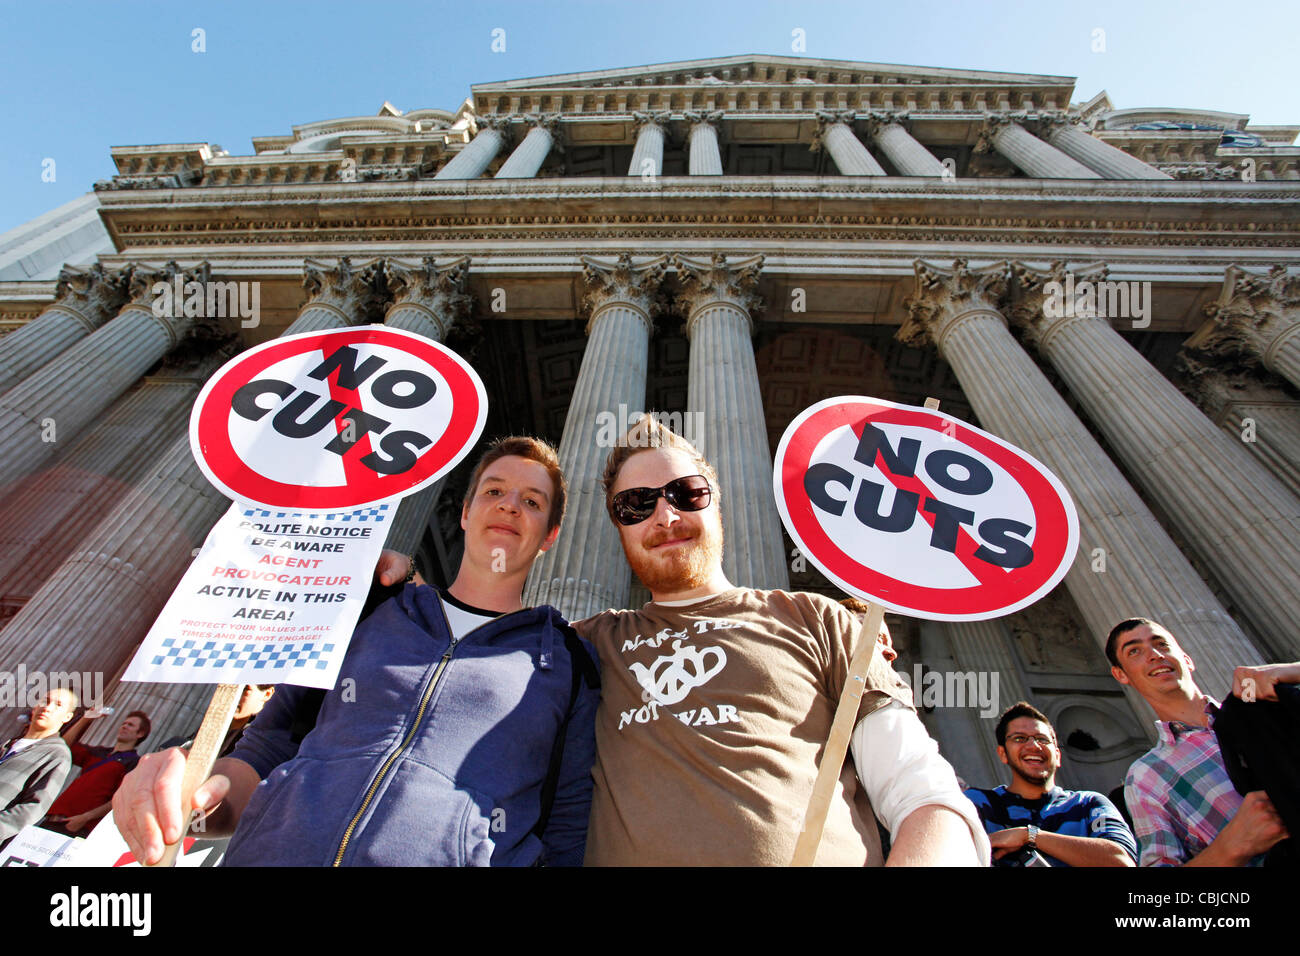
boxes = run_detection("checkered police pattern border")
[152,638,336,670]
[241,503,391,522]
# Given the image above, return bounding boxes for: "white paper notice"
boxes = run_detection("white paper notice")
[123,499,394,690]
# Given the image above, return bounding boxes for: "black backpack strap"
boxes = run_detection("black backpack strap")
[532,628,599,845]
[289,687,329,746]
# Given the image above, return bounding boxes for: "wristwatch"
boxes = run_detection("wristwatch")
[1026,824,1040,850]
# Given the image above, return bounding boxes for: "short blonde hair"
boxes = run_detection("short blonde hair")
[601,413,720,518]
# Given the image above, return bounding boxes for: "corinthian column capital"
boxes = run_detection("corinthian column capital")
[1009,260,1110,351]
[672,253,764,332]
[52,263,131,331]
[385,256,473,336]
[632,110,671,131]
[302,257,387,319]
[811,109,857,150]
[1194,265,1300,373]
[974,113,1020,153]
[683,110,724,129]
[580,253,668,333]
[862,109,910,136]
[899,259,1010,349]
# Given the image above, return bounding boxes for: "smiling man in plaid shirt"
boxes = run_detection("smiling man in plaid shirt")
[1107,617,1295,866]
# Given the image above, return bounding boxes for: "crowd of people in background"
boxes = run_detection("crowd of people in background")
[3,420,1296,866]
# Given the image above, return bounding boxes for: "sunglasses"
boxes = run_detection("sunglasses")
[611,475,712,526]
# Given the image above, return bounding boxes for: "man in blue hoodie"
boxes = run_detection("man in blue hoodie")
[114,436,598,866]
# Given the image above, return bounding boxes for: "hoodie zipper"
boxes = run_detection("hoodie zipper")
[330,597,535,866]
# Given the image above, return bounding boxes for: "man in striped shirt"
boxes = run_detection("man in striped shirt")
[1107,617,1293,866]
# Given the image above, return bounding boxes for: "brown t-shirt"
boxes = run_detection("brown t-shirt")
[573,587,914,866]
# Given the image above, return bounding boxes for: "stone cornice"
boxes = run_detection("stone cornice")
[92,176,1300,254]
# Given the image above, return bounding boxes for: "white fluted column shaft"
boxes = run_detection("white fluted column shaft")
[495,125,554,179]
[1212,401,1300,501]
[0,379,197,611]
[1046,124,1173,180]
[628,122,665,177]
[1023,312,1300,656]
[0,309,115,397]
[901,296,1262,701]
[525,302,653,618]
[822,122,887,176]
[688,122,723,175]
[871,122,946,177]
[686,302,789,590]
[989,121,1102,179]
[434,126,506,180]
[0,303,193,491]
[944,618,1031,780]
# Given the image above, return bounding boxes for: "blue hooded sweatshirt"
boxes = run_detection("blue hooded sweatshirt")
[222,584,598,866]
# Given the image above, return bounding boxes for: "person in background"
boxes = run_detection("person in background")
[42,708,150,836]
[0,686,78,850]
[964,701,1136,866]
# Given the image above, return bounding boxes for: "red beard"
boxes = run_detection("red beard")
[626,523,724,594]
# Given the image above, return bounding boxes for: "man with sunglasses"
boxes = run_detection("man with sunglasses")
[571,415,987,865]
[964,702,1136,866]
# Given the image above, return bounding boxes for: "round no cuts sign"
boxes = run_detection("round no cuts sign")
[191,326,487,509]
[774,397,1079,620]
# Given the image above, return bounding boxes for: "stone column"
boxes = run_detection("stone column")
[813,110,886,176]
[0,264,130,395]
[627,111,669,177]
[685,111,724,175]
[1037,116,1172,180]
[975,114,1102,179]
[942,619,1030,783]
[0,260,385,724]
[495,115,557,179]
[1011,261,1300,657]
[82,678,215,752]
[434,117,509,180]
[524,253,667,619]
[380,256,473,557]
[896,259,1262,700]
[864,111,947,177]
[1182,359,1300,501]
[675,253,789,590]
[1193,265,1300,390]
[0,371,205,622]
[0,262,201,492]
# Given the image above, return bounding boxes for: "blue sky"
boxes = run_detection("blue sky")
[1,0,1295,233]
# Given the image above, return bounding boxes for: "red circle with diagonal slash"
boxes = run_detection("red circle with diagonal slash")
[191,326,486,509]
[773,396,1078,621]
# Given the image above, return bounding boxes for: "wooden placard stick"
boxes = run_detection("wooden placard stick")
[148,682,243,868]
[791,601,884,866]
[790,396,940,867]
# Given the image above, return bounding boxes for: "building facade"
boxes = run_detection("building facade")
[1,56,1297,795]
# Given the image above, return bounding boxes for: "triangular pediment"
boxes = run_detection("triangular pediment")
[471,55,1076,93]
